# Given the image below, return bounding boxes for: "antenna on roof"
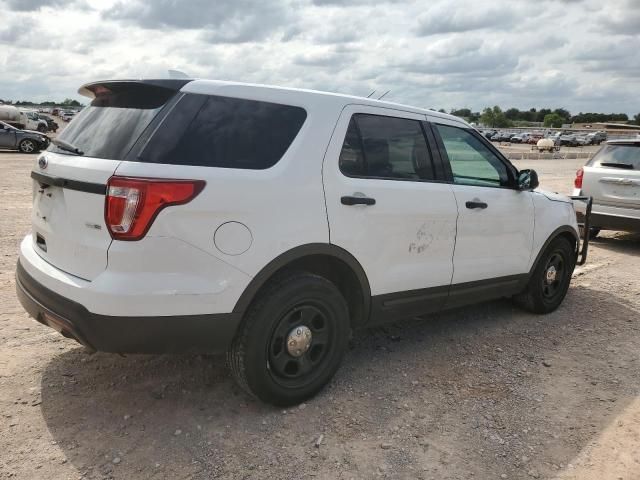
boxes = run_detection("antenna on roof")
[377,90,390,100]
[366,90,377,98]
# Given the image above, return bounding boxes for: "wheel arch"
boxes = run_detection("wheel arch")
[233,244,371,328]
[529,226,579,275]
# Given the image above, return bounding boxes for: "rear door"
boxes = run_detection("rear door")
[429,120,535,285]
[582,143,640,208]
[322,106,458,319]
[30,81,185,280]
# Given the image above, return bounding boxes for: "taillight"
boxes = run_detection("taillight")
[105,177,205,241]
[574,168,584,189]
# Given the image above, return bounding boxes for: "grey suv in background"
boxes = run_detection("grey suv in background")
[574,139,640,236]
[0,121,50,153]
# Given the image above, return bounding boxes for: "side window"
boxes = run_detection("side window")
[339,118,365,176]
[338,113,435,181]
[434,124,510,187]
[141,94,307,169]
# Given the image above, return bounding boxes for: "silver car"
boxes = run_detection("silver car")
[573,139,640,237]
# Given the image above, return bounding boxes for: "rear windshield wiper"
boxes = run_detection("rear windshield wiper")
[52,138,84,156]
[600,162,634,169]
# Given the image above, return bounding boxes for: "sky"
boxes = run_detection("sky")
[1,0,639,115]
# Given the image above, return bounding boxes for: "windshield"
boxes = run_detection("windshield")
[588,144,640,169]
[50,83,177,159]
[0,121,16,130]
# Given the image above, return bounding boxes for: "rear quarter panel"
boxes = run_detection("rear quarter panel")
[112,91,343,281]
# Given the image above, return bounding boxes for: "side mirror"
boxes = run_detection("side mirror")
[518,169,539,190]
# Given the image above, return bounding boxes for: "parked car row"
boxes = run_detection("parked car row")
[480,129,607,147]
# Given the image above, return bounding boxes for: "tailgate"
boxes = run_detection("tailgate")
[31,153,119,280]
[583,165,640,208]
[30,79,189,280]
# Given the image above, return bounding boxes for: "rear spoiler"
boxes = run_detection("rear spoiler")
[570,196,593,266]
[78,79,193,98]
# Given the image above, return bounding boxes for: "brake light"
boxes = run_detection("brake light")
[574,168,584,189]
[105,177,205,241]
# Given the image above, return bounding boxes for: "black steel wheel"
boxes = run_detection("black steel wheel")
[514,236,575,314]
[228,272,349,406]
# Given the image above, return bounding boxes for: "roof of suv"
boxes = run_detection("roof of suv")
[184,79,467,124]
[79,78,469,128]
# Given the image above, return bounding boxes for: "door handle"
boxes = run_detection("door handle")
[465,201,487,209]
[341,195,376,206]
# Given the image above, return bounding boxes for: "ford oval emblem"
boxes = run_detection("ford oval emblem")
[38,156,48,170]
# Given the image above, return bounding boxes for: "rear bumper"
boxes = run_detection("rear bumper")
[575,203,640,233]
[16,260,242,354]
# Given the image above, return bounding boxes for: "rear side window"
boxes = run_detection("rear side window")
[587,144,640,169]
[141,94,307,169]
[51,83,176,159]
[339,113,435,180]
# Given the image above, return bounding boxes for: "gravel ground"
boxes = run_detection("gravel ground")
[1,151,639,480]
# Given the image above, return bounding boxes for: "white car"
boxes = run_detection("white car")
[16,79,588,406]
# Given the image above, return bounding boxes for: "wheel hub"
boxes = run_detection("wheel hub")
[545,265,557,284]
[286,325,312,357]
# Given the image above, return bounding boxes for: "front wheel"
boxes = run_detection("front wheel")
[18,139,38,153]
[514,236,575,314]
[227,272,350,406]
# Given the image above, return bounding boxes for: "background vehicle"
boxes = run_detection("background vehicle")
[526,133,544,144]
[559,134,578,147]
[574,139,640,236]
[0,121,50,153]
[39,114,59,133]
[0,105,46,131]
[61,111,76,122]
[587,131,607,145]
[16,79,583,406]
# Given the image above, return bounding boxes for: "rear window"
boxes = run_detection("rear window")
[588,144,640,169]
[140,94,307,169]
[50,83,176,159]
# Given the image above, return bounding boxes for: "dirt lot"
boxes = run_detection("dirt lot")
[1,151,639,480]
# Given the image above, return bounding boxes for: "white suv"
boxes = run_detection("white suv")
[16,79,587,405]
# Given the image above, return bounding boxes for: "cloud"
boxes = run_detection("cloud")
[103,0,295,43]
[0,0,639,116]
[597,3,640,35]
[3,0,88,12]
[416,3,517,35]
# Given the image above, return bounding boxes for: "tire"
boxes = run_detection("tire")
[37,124,47,133]
[227,272,350,406]
[514,236,575,314]
[18,139,37,153]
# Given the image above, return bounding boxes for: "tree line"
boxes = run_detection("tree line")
[0,98,84,107]
[439,106,640,128]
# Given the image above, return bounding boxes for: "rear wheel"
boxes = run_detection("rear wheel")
[227,272,349,406]
[18,139,37,153]
[514,236,575,314]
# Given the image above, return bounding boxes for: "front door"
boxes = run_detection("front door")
[430,121,535,286]
[322,106,459,321]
